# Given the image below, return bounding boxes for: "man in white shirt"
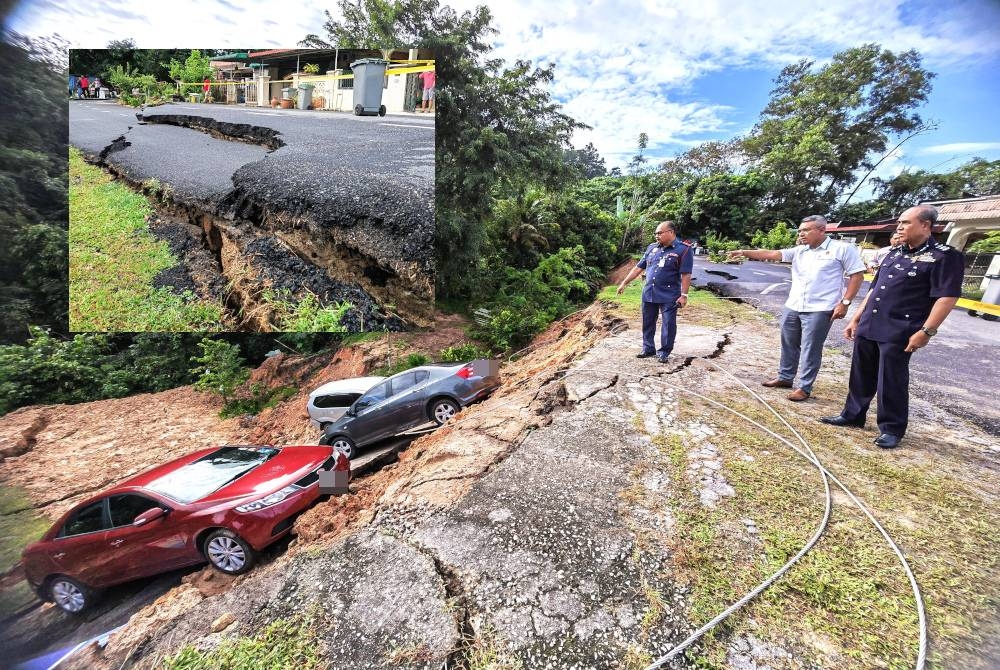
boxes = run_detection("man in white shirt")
[728,215,866,401]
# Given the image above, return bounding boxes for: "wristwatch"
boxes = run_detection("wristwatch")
[920,326,937,337]
[840,299,851,306]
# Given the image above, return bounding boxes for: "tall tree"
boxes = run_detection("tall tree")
[744,44,934,224]
[566,142,606,178]
[302,0,586,299]
[660,138,749,178]
[0,34,68,343]
[871,158,1000,212]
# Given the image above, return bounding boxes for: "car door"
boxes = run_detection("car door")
[102,494,190,580]
[47,499,113,587]
[392,370,431,430]
[347,381,392,445]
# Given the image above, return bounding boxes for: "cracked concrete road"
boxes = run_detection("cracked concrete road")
[65,317,726,670]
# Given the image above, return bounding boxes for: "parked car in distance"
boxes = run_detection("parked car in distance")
[320,360,501,459]
[22,445,349,614]
[307,376,386,429]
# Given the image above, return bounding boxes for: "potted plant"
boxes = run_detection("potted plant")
[303,63,320,74]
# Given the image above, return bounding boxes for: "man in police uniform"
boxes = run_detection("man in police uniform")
[616,221,693,363]
[821,205,964,448]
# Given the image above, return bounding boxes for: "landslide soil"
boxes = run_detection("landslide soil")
[0,318,473,661]
[25,305,623,670]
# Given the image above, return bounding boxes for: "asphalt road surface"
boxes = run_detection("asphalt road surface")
[68,99,435,270]
[693,257,1000,435]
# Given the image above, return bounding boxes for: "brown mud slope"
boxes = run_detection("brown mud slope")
[0,388,235,523]
[60,304,623,670]
[0,319,474,530]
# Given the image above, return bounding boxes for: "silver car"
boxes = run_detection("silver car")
[307,376,386,429]
[319,360,500,459]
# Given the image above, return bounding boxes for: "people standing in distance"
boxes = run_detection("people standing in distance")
[728,215,866,401]
[869,232,903,273]
[79,74,89,99]
[821,205,964,449]
[418,69,435,113]
[617,221,693,363]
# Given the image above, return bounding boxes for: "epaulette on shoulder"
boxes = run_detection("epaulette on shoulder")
[933,242,952,251]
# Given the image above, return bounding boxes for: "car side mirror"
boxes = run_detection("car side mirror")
[345,406,357,417]
[133,507,167,526]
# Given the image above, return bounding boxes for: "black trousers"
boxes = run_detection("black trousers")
[841,334,913,437]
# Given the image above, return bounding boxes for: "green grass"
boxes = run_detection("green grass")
[659,397,1000,669]
[161,613,325,670]
[374,352,431,377]
[270,292,352,332]
[0,487,51,618]
[0,486,50,574]
[598,282,740,326]
[69,147,225,331]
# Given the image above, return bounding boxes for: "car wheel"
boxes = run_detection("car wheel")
[204,529,256,575]
[431,398,459,425]
[329,436,356,460]
[49,576,92,614]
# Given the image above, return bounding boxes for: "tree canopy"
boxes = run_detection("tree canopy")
[744,44,934,224]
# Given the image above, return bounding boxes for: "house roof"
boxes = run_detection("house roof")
[923,194,1000,221]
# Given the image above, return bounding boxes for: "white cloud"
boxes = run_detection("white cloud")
[11,0,1000,171]
[8,0,329,48]
[445,0,1000,168]
[919,142,1000,155]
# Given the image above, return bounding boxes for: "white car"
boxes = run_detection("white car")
[307,376,386,429]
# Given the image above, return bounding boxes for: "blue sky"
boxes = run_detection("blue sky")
[8,0,1000,195]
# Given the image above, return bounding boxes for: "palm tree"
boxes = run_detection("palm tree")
[491,187,560,267]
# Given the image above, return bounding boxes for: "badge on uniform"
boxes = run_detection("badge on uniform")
[658,258,665,267]
[914,254,935,263]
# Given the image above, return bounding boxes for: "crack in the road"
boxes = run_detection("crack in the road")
[76,153,407,332]
[574,373,620,404]
[408,541,475,670]
[0,412,49,462]
[138,114,286,151]
[704,269,738,281]
[707,332,733,359]
[97,134,131,161]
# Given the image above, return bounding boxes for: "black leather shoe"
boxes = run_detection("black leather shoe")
[874,433,901,449]
[657,354,670,363]
[819,415,865,428]
[636,351,656,359]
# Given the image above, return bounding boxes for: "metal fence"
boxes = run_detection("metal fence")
[964,252,998,294]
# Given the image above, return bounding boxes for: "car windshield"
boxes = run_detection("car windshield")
[145,447,279,504]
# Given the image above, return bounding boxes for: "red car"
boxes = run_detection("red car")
[22,445,349,614]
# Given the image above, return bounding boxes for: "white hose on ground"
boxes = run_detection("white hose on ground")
[457,306,927,670]
[443,347,926,670]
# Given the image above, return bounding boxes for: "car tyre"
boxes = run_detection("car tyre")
[430,398,460,426]
[204,529,256,575]
[48,575,93,614]
[328,436,357,460]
